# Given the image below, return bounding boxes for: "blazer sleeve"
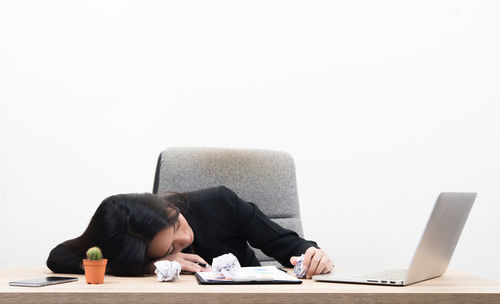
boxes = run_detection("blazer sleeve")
[46,244,84,274]
[221,186,319,267]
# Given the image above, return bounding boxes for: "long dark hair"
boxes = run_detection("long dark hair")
[52,192,186,276]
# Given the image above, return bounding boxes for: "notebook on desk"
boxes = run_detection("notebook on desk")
[313,192,476,286]
[195,266,302,285]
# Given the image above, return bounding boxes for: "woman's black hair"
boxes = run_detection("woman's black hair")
[51,192,187,276]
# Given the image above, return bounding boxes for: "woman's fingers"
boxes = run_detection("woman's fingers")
[315,255,329,276]
[306,249,323,278]
[187,256,212,272]
[301,247,333,279]
[182,253,211,271]
[182,261,211,273]
[324,259,334,273]
[302,247,319,278]
[301,247,315,273]
[198,265,212,272]
[180,261,203,272]
[182,253,209,265]
[169,253,211,272]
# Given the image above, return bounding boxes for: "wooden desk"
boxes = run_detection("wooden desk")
[1,267,499,304]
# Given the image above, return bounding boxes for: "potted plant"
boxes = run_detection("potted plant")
[83,246,107,284]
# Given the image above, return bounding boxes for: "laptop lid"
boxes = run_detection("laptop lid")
[404,192,476,285]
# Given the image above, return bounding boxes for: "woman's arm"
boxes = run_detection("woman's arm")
[219,186,332,273]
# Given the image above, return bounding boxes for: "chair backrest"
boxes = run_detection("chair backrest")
[153,147,304,265]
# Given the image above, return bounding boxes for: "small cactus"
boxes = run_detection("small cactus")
[86,246,103,261]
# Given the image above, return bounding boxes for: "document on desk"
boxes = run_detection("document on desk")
[195,266,302,285]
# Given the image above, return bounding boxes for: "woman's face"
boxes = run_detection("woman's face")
[147,213,194,259]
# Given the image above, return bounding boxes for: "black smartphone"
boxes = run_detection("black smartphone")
[9,276,78,287]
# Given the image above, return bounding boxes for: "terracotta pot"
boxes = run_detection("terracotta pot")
[83,259,107,284]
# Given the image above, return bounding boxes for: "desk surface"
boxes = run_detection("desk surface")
[1,267,499,304]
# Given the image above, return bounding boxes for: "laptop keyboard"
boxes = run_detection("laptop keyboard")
[354,269,407,281]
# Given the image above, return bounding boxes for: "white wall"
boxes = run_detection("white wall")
[1,1,499,281]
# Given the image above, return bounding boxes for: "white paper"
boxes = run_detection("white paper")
[196,266,301,283]
[293,254,307,278]
[211,253,241,279]
[154,260,181,282]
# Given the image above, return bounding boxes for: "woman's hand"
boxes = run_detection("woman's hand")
[161,252,211,273]
[290,247,334,279]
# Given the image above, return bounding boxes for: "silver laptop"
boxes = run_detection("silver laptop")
[312,192,476,286]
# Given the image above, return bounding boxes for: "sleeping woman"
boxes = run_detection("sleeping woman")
[47,186,333,279]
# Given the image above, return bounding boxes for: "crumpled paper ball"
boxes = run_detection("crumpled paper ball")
[211,253,241,279]
[293,254,307,278]
[154,260,182,282]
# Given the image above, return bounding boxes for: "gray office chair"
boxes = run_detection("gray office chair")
[152,147,304,266]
